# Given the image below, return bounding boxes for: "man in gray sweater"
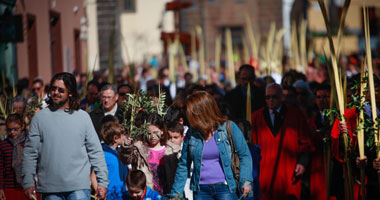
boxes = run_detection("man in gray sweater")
[22,72,109,200]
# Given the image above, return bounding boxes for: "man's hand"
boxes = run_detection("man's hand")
[0,189,6,200]
[241,185,251,198]
[373,158,380,170]
[338,121,348,134]
[356,156,367,168]
[95,185,107,200]
[294,164,305,176]
[24,186,36,200]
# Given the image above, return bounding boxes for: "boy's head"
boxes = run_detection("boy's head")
[167,122,184,146]
[100,121,125,146]
[126,170,146,200]
[233,119,252,143]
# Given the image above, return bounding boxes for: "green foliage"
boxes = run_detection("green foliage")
[122,89,167,139]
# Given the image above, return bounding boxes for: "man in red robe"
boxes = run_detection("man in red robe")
[251,83,313,200]
[308,84,332,200]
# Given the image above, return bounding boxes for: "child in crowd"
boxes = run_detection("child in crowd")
[0,113,28,199]
[234,119,261,200]
[167,122,184,146]
[126,170,161,200]
[119,113,181,195]
[100,121,128,200]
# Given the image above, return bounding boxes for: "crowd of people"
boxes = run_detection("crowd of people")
[0,58,380,200]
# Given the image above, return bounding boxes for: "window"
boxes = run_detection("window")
[123,0,136,12]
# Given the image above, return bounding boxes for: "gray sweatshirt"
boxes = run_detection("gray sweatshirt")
[22,107,109,192]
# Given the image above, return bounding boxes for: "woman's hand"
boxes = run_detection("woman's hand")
[241,185,251,197]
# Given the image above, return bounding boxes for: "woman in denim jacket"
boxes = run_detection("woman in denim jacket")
[170,91,253,199]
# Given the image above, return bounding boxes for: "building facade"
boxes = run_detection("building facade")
[0,0,87,85]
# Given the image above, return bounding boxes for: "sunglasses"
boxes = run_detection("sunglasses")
[118,93,128,96]
[265,95,280,100]
[51,86,66,93]
[6,127,21,132]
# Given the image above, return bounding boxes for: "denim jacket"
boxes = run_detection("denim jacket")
[170,121,253,196]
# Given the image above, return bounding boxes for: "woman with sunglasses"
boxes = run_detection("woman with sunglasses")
[0,113,28,200]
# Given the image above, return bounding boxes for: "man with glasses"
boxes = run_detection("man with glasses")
[22,72,108,200]
[251,83,313,200]
[90,84,124,136]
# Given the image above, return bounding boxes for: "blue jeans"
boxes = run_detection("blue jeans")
[193,183,238,200]
[41,189,90,200]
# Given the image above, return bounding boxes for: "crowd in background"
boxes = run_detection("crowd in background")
[1,53,380,200]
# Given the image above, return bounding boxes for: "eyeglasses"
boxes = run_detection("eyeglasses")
[101,96,115,100]
[6,127,21,132]
[265,95,280,100]
[51,86,66,93]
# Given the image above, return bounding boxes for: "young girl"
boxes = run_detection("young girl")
[119,113,181,195]
[0,113,27,200]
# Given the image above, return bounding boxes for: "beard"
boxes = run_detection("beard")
[52,96,69,108]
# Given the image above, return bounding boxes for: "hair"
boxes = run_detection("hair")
[101,115,119,125]
[46,72,80,111]
[87,80,99,90]
[10,96,26,109]
[238,64,256,80]
[165,107,184,125]
[233,119,252,142]
[158,67,169,79]
[167,122,184,136]
[126,170,146,189]
[282,85,296,93]
[314,84,331,95]
[100,84,117,94]
[100,121,125,145]
[32,78,44,86]
[186,91,226,136]
[266,83,283,95]
[117,83,133,94]
[146,113,168,145]
[6,113,25,127]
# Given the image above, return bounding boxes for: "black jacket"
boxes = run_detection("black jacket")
[224,85,265,120]
[89,104,124,137]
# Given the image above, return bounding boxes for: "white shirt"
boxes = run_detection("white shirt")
[104,103,118,116]
[269,106,281,127]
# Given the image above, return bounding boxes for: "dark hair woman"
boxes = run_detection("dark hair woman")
[169,91,253,200]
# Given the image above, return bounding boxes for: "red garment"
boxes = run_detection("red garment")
[307,114,328,200]
[3,188,28,200]
[251,105,313,200]
[330,107,357,162]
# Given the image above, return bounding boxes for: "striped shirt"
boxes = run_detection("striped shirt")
[0,139,24,189]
